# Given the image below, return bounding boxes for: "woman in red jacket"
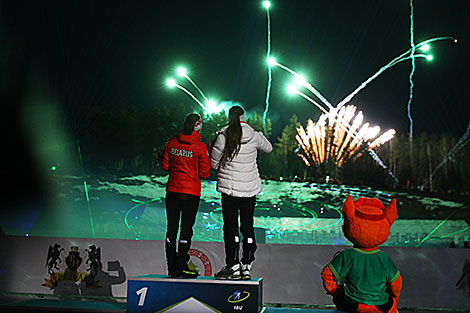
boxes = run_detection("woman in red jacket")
[161,113,210,278]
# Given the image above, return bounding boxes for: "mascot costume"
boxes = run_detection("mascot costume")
[321,195,402,313]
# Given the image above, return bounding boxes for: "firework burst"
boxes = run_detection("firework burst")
[296,105,396,170]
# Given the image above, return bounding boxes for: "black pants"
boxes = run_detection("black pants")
[165,191,200,274]
[221,193,257,267]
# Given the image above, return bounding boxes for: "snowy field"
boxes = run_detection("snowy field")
[2,173,469,248]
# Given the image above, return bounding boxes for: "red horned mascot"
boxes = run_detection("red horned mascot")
[321,195,402,313]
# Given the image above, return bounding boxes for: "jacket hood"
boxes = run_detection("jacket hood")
[240,122,255,144]
[221,122,255,144]
[178,131,201,144]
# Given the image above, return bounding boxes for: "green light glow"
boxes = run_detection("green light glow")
[425,55,433,61]
[166,78,177,88]
[77,141,84,168]
[438,226,470,239]
[416,219,447,247]
[208,194,342,233]
[124,198,162,239]
[420,44,430,51]
[294,74,308,86]
[131,198,146,204]
[415,208,461,247]
[83,180,96,238]
[267,57,277,67]
[263,1,271,9]
[205,99,220,114]
[176,67,187,77]
[287,85,298,95]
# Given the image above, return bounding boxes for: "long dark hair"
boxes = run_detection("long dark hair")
[182,113,201,135]
[221,106,244,166]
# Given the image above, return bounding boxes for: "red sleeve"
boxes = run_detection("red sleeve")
[199,144,210,179]
[387,274,402,299]
[321,265,337,295]
[161,141,170,172]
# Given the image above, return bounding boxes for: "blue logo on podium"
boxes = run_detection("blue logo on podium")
[228,290,250,303]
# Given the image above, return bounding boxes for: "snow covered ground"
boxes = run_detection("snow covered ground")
[2,173,468,248]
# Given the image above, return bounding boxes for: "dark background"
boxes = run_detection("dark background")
[2,0,469,201]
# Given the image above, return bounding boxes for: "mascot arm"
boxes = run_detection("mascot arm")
[387,273,402,299]
[321,265,338,295]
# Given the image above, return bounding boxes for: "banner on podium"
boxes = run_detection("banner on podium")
[127,275,263,313]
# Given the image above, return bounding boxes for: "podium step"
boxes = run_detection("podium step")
[127,274,263,313]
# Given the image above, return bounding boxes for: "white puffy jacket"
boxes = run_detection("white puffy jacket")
[211,122,272,197]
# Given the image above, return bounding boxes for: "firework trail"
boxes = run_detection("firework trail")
[279,56,420,182]
[185,75,209,104]
[407,0,416,169]
[368,149,397,181]
[278,61,333,109]
[277,44,434,115]
[262,1,273,127]
[273,36,452,181]
[166,79,209,112]
[177,67,210,104]
[293,88,329,114]
[335,37,454,111]
[420,121,470,190]
[336,107,363,165]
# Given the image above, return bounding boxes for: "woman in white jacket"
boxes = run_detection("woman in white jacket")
[211,105,272,280]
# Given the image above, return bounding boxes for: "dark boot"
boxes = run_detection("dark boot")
[165,240,177,277]
[173,241,198,278]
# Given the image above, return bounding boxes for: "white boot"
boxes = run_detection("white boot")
[241,263,252,280]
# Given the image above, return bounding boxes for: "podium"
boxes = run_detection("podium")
[127,274,263,313]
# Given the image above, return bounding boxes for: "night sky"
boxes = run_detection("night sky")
[3,0,470,133]
[2,1,470,196]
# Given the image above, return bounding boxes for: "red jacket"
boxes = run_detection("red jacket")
[162,131,210,196]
